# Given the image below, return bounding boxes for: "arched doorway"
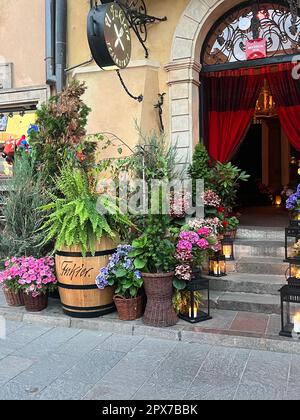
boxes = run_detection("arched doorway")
[199,1,300,218]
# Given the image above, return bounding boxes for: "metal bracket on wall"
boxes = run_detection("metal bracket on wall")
[100,0,167,58]
[154,93,166,133]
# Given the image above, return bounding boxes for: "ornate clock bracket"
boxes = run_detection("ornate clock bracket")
[100,0,167,58]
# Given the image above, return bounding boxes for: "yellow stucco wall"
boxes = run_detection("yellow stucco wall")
[67,0,190,151]
[0,0,45,88]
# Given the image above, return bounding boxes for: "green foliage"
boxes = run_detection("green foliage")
[129,216,176,273]
[40,166,131,256]
[129,127,182,182]
[210,162,250,208]
[188,143,212,186]
[173,290,202,314]
[29,80,95,189]
[0,153,49,262]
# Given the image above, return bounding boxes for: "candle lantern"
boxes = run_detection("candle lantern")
[209,253,226,277]
[178,270,212,324]
[279,284,300,338]
[285,228,300,262]
[221,238,234,261]
[274,195,282,207]
[286,260,300,287]
[289,213,300,228]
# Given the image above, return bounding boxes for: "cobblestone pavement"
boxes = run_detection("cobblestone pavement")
[0,320,299,400]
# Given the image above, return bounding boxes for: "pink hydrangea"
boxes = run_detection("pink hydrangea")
[197,227,210,237]
[177,240,193,252]
[175,264,192,281]
[179,231,199,244]
[196,239,209,250]
[202,190,221,207]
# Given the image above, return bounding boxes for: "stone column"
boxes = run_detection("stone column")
[165,59,201,170]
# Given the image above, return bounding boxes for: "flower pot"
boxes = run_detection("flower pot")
[23,293,48,312]
[55,238,117,318]
[3,289,24,307]
[113,295,143,321]
[142,272,178,328]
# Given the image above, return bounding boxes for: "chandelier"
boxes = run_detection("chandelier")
[253,80,277,123]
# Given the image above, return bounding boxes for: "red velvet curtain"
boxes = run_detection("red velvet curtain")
[266,63,300,151]
[203,69,264,163]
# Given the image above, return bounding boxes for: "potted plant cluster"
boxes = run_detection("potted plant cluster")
[0,256,57,311]
[96,245,143,321]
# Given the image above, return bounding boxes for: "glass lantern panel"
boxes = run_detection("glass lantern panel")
[282,300,300,337]
[286,235,300,260]
[290,264,300,280]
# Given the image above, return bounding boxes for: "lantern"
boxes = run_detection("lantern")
[221,238,234,261]
[285,228,300,262]
[279,285,300,338]
[287,260,300,287]
[178,271,212,324]
[209,254,226,277]
[274,195,282,207]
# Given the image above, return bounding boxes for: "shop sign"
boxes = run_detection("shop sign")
[246,39,267,60]
[87,3,132,70]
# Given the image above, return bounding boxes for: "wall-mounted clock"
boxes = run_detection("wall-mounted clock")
[87,3,132,70]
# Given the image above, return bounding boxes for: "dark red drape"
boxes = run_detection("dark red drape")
[266,63,300,152]
[203,69,264,163]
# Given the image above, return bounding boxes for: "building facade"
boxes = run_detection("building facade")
[0,0,299,191]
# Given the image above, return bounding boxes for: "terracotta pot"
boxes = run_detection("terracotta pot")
[114,295,143,321]
[142,272,178,328]
[3,289,24,307]
[23,293,48,312]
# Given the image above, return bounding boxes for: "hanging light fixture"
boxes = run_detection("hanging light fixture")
[254,79,277,122]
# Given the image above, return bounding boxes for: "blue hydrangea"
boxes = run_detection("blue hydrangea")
[134,271,142,280]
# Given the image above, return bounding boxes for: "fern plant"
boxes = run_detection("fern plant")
[40,166,131,256]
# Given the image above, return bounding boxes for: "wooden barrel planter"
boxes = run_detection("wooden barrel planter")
[55,238,117,318]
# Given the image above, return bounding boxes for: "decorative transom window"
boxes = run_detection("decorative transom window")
[202,1,300,67]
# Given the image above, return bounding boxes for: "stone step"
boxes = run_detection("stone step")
[234,239,285,258]
[209,273,285,296]
[237,226,285,241]
[210,291,281,314]
[226,256,287,276]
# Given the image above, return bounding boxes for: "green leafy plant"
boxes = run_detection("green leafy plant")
[0,152,49,262]
[188,143,212,187]
[96,245,143,299]
[40,166,131,256]
[29,80,96,188]
[210,162,250,208]
[129,216,176,274]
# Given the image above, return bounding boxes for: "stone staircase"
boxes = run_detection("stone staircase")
[209,225,286,315]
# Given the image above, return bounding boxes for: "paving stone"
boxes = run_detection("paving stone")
[70,318,134,335]
[0,355,34,382]
[13,352,79,388]
[0,380,44,400]
[230,312,269,335]
[38,378,93,400]
[13,326,81,356]
[22,313,71,328]
[5,324,54,349]
[62,349,125,385]
[99,334,144,353]
[133,382,188,401]
[83,380,138,401]
[266,314,282,337]
[131,337,178,356]
[180,309,237,331]
[199,346,250,379]
[133,325,182,341]
[187,372,239,401]
[133,342,211,400]
[236,350,291,400]
[56,330,112,356]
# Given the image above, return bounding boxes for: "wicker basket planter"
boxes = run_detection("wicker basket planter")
[3,289,24,307]
[114,295,143,321]
[142,272,178,328]
[23,293,48,312]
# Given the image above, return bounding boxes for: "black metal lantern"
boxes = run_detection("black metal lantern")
[221,238,235,261]
[279,285,300,338]
[209,253,227,277]
[286,260,300,287]
[285,227,300,262]
[178,271,212,324]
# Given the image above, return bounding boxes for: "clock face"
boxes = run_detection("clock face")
[104,3,132,69]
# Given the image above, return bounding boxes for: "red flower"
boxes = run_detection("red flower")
[222,221,229,228]
[217,206,226,213]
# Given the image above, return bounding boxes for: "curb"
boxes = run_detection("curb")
[0,305,299,356]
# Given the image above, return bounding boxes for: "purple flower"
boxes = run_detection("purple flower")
[177,240,193,252]
[179,231,199,244]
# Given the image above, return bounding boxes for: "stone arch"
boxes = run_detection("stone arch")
[165,0,242,167]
